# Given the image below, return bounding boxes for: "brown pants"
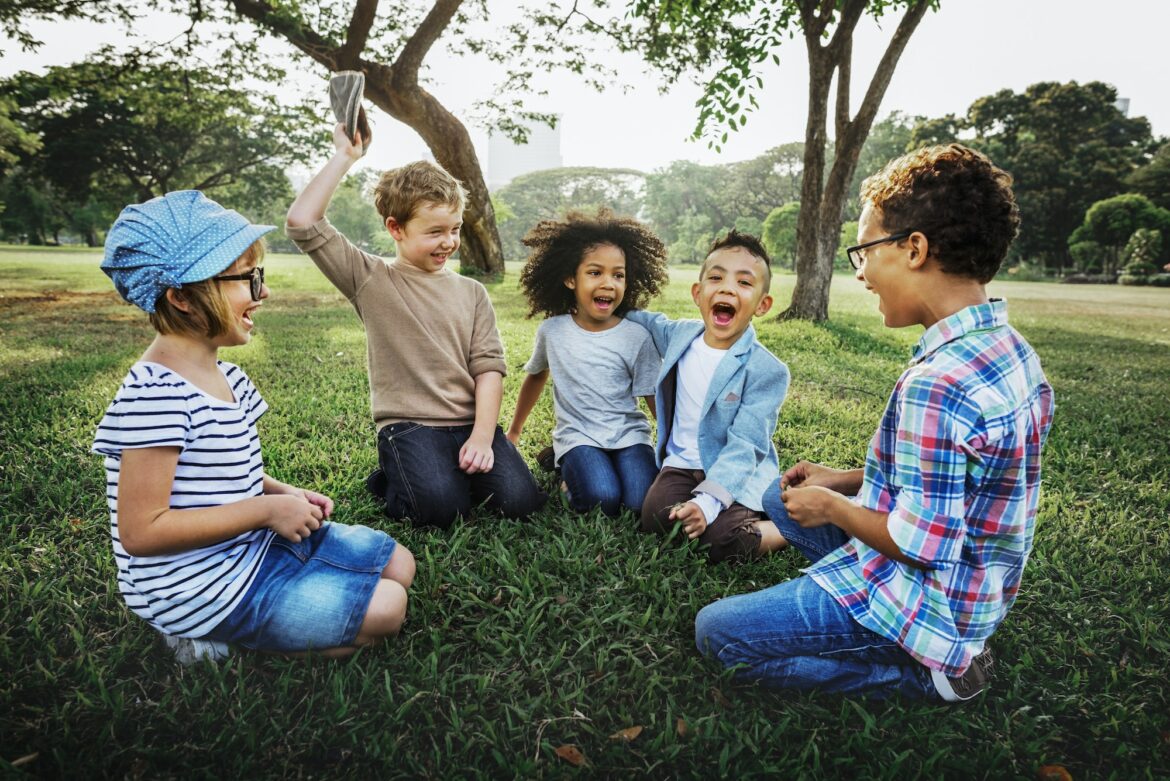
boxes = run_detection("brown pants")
[640,467,762,564]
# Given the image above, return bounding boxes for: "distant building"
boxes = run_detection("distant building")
[488,119,562,190]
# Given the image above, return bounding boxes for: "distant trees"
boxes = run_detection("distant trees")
[1068,194,1170,276]
[493,167,646,262]
[0,53,311,244]
[910,81,1154,274]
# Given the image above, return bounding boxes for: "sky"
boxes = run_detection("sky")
[3,0,1168,177]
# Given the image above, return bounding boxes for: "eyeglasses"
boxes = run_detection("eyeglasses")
[214,266,265,301]
[846,231,913,271]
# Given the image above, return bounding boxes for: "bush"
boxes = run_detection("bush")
[1148,273,1170,287]
[1118,274,1149,286]
[1061,273,1118,284]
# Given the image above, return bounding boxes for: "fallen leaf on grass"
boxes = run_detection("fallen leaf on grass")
[708,687,731,708]
[594,552,604,565]
[676,718,690,739]
[1037,765,1072,781]
[608,726,644,742]
[555,594,568,605]
[490,589,503,606]
[554,745,587,766]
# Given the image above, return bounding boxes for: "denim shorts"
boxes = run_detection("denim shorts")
[205,521,396,652]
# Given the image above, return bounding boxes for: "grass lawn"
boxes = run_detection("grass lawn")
[2,246,1168,779]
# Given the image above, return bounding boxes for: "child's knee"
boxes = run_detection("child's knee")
[384,544,416,588]
[358,579,408,641]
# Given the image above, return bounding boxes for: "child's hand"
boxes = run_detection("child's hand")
[459,432,495,474]
[781,460,838,491]
[333,122,367,160]
[296,487,334,519]
[264,494,325,543]
[780,485,840,528]
[670,501,708,540]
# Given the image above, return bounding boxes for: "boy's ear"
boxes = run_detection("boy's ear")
[753,293,774,317]
[385,216,406,241]
[165,288,191,312]
[907,231,930,270]
[691,282,701,306]
[564,275,576,290]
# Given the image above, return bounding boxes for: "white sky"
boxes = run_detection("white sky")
[3,0,1168,176]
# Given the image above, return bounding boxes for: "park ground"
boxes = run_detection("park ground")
[1,246,1168,779]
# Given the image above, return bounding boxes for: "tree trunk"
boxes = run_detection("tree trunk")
[779,0,930,322]
[229,0,505,277]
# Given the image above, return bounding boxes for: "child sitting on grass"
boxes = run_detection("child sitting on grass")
[285,123,545,530]
[506,209,668,518]
[94,191,414,663]
[624,231,790,564]
[695,144,1055,701]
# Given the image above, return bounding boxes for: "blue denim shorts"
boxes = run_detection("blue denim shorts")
[205,521,396,652]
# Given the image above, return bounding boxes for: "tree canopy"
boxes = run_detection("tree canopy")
[0,52,310,244]
[913,80,1153,272]
[617,0,936,321]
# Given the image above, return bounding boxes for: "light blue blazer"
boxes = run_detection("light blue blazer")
[624,310,790,511]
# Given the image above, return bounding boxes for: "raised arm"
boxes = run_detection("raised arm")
[287,123,367,229]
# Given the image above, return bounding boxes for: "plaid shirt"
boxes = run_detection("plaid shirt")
[808,300,1054,676]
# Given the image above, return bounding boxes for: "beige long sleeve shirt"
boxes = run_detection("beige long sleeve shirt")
[287,218,506,429]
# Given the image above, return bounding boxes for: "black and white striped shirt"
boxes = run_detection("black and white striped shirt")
[93,361,274,638]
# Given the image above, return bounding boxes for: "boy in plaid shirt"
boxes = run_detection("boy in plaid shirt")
[695,144,1055,701]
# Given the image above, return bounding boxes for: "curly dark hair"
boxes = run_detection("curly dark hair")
[518,208,669,318]
[860,144,1020,283]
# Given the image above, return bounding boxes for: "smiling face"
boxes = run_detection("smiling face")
[564,243,627,331]
[213,252,268,348]
[387,201,463,273]
[854,203,921,329]
[692,246,773,349]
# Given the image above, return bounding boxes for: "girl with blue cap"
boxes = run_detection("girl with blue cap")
[93,191,415,663]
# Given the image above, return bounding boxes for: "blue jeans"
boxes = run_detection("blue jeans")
[560,443,658,517]
[376,422,546,529]
[207,522,395,652]
[693,479,938,699]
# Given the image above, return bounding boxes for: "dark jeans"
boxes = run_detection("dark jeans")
[560,443,658,518]
[691,477,937,698]
[375,422,546,529]
[640,466,763,564]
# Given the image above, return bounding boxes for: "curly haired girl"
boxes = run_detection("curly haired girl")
[506,208,669,518]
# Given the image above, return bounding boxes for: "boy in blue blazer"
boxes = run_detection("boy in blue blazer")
[625,232,790,563]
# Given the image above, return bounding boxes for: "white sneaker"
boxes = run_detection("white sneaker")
[162,634,231,665]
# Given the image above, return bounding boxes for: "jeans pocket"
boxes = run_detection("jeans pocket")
[380,421,422,441]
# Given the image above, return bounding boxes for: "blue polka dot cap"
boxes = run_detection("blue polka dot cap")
[101,190,275,313]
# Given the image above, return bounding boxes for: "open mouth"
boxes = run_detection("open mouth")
[711,302,736,326]
[593,296,614,310]
[242,307,258,327]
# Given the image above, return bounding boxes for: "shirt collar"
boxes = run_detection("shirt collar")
[910,298,1008,364]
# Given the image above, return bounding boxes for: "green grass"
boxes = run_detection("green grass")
[2,250,1168,779]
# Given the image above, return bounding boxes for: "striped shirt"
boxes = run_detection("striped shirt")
[93,361,274,638]
[808,300,1055,676]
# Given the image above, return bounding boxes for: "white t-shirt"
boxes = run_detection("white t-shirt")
[664,334,727,469]
[93,361,274,638]
[664,335,728,524]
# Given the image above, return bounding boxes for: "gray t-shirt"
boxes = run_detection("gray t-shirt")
[525,315,661,462]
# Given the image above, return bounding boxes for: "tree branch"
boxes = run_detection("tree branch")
[392,0,463,88]
[848,0,931,146]
[228,0,341,70]
[337,0,379,69]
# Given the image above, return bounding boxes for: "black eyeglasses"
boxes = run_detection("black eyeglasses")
[214,266,265,301]
[845,231,914,271]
